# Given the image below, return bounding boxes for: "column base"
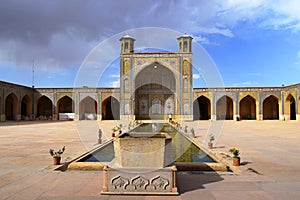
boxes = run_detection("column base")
[179,115,193,121]
[52,114,57,121]
[120,115,135,120]
[257,114,263,120]
[211,114,216,121]
[279,115,286,121]
[234,114,240,121]
[0,114,5,122]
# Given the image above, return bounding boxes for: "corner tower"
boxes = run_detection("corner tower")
[177,33,193,53]
[120,34,135,54]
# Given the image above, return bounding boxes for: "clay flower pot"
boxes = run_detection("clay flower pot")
[208,142,213,149]
[98,138,102,144]
[112,133,115,137]
[53,157,61,165]
[233,157,240,166]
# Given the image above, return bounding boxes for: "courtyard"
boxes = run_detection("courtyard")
[0,120,299,199]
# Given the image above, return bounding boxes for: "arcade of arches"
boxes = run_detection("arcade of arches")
[0,33,300,121]
[1,81,300,121]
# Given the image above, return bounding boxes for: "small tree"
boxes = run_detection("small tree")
[209,134,215,143]
[49,146,65,158]
[229,148,241,166]
[190,128,195,138]
[229,148,240,157]
[98,129,103,144]
[98,129,102,139]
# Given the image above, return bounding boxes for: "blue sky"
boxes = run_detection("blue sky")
[0,0,300,88]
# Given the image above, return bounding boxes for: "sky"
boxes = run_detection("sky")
[0,0,300,88]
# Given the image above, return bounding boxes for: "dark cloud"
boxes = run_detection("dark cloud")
[0,0,242,70]
[1,0,209,69]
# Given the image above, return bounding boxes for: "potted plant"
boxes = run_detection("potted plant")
[191,128,195,138]
[229,147,240,166]
[208,134,215,149]
[128,122,132,130]
[49,146,65,165]
[98,128,102,144]
[118,124,123,134]
[111,126,118,137]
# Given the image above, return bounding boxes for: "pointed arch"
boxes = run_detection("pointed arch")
[101,96,120,120]
[79,96,97,120]
[285,94,296,120]
[134,63,176,120]
[263,95,279,120]
[193,95,211,120]
[21,95,32,119]
[216,95,233,120]
[5,93,19,120]
[57,96,74,113]
[37,96,53,119]
[239,95,256,120]
[298,97,300,116]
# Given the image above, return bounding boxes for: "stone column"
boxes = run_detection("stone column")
[296,90,300,121]
[211,92,216,121]
[97,92,102,121]
[31,91,35,120]
[279,91,285,121]
[234,93,239,121]
[257,92,263,120]
[17,93,21,121]
[52,92,57,120]
[74,92,79,121]
[1,91,5,122]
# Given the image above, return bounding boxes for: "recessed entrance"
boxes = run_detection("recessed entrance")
[193,96,211,120]
[263,95,279,120]
[21,95,32,119]
[37,96,53,118]
[216,95,233,120]
[79,96,97,120]
[5,93,18,120]
[285,94,296,120]
[101,96,120,120]
[239,95,256,120]
[134,63,176,120]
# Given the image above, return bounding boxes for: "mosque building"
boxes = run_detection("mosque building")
[1,34,299,122]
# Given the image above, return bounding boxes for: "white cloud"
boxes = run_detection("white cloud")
[233,81,259,86]
[193,74,201,79]
[110,74,120,78]
[107,80,120,88]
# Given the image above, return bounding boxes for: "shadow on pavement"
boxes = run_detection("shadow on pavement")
[177,171,224,194]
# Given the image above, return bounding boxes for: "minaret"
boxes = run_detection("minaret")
[119,34,135,54]
[177,33,193,53]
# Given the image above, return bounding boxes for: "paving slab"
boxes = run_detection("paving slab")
[0,120,299,199]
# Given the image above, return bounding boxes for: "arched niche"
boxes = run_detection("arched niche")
[263,95,279,120]
[216,95,233,120]
[239,95,256,120]
[193,95,211,120]
[101,96,120,120]
[79,96,97,120]
[5,93,19,120]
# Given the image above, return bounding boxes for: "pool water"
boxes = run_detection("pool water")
[78,123,215,163]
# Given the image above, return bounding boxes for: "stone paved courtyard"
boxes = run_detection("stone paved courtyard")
[0,120,299,200]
